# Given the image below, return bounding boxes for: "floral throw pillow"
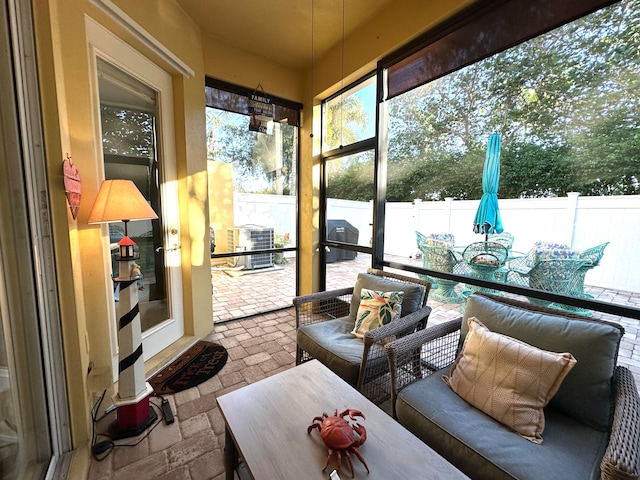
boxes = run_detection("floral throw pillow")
[351,289,404,339]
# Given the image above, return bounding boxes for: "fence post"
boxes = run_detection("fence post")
[413,199,422,234]
[445,197,453,233]
[565,192,580,247]
[412,199,422,256]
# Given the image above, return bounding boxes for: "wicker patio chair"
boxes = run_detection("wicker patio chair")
[462,241,509,294]
[384,293,640,480]
[487,231,515,249]
[294,268,432,404]
[507,257,588,308]
[557,242,611,315]
[416,231,467,303]
[572,242,610,298]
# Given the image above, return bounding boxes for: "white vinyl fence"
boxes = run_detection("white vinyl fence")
[233,192,640,293]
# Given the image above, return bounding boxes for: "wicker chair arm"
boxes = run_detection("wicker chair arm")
[363,305,433,345]
[293,287,354,328]
[355,306,433,393]
[292,287,354,307]
[385,317,462,358]
[385,318,462,418]
[601,366,640,480]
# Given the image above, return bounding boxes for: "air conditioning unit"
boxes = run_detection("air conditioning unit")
[226,225,275,269]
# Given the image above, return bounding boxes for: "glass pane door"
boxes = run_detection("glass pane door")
[87,31,184,366]
[0,1,63,476]
[98,58,168,332]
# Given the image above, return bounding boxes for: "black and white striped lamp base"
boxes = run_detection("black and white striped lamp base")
[110,257,156,439]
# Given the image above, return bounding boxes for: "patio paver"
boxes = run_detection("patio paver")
[88,254,639,479]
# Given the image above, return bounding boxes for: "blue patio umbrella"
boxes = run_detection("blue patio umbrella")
[473,134,504,238]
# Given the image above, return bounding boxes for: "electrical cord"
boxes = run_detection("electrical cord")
[90,390,111,460]
[90,392,171,461]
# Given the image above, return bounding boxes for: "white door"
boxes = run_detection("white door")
[87,19,184,375]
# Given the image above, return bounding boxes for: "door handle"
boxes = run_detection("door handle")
[155,245,181,252]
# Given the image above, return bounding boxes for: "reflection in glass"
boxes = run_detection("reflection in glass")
[323,76,375,152]
[98,59,168,331]
[326,151,374,249]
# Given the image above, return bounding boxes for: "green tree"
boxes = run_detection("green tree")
[324,96,369,150]
[381,0,640,202]
[206,108,296,194]
[325,153,374,201]
[501,143,576,198]
[101,106,153,157]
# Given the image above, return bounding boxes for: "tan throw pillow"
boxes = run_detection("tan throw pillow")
[351,289,404,339]
[443,317,577,444]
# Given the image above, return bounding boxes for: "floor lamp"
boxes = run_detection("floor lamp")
[88,179,159,438]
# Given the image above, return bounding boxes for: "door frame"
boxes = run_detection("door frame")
[86,17,184,376]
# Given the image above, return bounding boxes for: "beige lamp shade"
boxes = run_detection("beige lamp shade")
[88,179,158,224]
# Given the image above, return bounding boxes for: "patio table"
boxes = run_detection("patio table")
[217,360,468,480]
[461,241,509,294]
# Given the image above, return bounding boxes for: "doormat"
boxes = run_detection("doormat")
[148,341,228,395]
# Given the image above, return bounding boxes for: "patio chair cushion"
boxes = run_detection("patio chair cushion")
[397,368,610,480]
[297,317,386,386]
[523,241,574,267]
[348,273,425,324]
[444,317,577,444]
[462,295,624,431]
[426,233,455,247]
[351,289,404,338]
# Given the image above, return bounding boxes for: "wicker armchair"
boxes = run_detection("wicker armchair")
[487,231,515,249]
[294,268,431,403]
[462,241,509,294]
[505,242,585,308]
[572,242,610,298]
[416,231,467,303]
[508,257,587,308]
[385,293,640,480]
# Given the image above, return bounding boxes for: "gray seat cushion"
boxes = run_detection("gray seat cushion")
[348,272,426,323]
[463,294,623,431]
[297,317,385,386]
[298,274,426,387]
[397,370,609,480]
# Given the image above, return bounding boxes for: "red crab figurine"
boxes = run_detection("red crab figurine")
[307,408,369,478]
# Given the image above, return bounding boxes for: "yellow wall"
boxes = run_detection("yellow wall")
[200,0,474,294]
[32,2,211,474]
[31,0,473,474]
[208,162,234,253]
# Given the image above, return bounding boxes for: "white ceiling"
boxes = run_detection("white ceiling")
[176,0,394,70]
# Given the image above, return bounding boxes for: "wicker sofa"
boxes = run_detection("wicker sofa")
[385,293,640,480]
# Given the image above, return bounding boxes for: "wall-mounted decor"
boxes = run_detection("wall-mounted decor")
[248,84,273,134]
[63,155,81,220]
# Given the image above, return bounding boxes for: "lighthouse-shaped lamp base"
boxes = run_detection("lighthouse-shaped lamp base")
[109,236,157,439]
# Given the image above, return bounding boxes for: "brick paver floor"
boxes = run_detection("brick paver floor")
[88,253,639,479]
[88,308,297,480]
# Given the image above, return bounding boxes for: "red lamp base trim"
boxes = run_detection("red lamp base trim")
[109,398,158,440]
[109,383,157,439]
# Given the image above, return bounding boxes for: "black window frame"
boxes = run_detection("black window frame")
[319,72,377,290]
[372,0,639,319]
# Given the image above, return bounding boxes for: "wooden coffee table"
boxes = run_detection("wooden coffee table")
[217,359,468,479]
